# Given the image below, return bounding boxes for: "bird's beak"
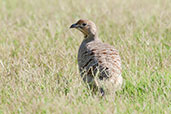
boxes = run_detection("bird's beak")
[70,23,77,28]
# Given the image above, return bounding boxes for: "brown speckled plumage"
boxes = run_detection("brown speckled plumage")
[70,19,123,95]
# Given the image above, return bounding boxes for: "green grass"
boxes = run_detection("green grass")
[0,0,171,113]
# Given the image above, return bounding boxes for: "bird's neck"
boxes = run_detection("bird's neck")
[84,33,98,39]
[84,34,100,42]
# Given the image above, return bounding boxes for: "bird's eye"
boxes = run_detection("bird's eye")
[82,23,87,26]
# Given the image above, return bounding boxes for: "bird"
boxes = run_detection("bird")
[70,19,123,96]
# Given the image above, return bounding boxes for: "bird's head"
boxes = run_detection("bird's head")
[70,19,97,38]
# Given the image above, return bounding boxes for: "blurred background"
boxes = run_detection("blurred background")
[0,0,170,113]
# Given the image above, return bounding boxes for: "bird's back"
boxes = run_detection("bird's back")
[78,38,122,91]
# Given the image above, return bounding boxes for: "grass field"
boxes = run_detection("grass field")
[0,0,171,113]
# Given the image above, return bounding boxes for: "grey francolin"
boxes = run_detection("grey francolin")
[70,19,123,96]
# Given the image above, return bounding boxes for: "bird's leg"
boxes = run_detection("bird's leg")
[100,87,105,96]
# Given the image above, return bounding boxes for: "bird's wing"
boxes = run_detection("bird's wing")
[90,42,122,76]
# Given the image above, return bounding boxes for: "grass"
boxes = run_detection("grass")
[0,0,171,113]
